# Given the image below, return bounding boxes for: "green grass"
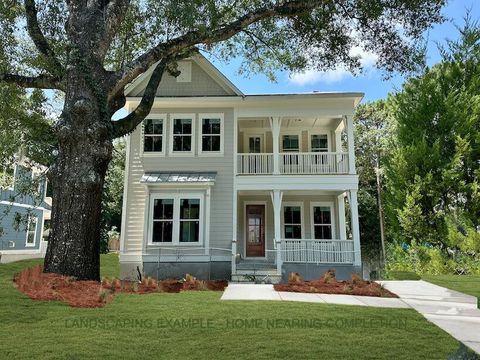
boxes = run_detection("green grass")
[0,255,468,359]
[386,271,421,280]
[423,274,480,303]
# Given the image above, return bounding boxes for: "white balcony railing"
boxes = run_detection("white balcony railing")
[281,239,354,264]
[280,152,349,174]
[236,152,349,175]
[237,153,273,174]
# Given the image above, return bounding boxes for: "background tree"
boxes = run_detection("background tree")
[0,0,446,280]
[354,100,393,268]
[384,19,480,272]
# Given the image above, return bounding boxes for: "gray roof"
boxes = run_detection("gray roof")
[141,172,217,184]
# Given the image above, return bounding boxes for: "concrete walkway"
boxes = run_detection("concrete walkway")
[221,283,409,308]
[380,280,480,354]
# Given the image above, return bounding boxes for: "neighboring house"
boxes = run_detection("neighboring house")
[120,55,363,282]
[0,160,51,263]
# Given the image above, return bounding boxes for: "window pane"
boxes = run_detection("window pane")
[202,118,221,135]
[249,137,261,153]
[311,134,328,152]
[153,199,174,219]
[153,221,173,242]
[314,225,332,239]
[282,135,299,151]
[180,199,200,219]
[144,136,153,152]
[202,135,220,152]
[285,225,302,239]
[145,119,162,134]
[313,206,331,224]
[152,136,162,152]
[173,135,191,152]
[180,221,199,242]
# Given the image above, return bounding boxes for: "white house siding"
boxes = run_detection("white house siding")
[122,107,235,256]
[132,61,234,97]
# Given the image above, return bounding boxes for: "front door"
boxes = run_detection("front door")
[246,204,265,257]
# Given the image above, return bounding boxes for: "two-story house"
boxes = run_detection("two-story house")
[120,55,363,282]
[0,159,50,263]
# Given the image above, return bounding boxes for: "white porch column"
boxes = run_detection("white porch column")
[337,193,347,240]
[345,115,356,174]
[270,117,281,174]
[270,190,283,273]
[232,108,238,275]
[349,189,361,267]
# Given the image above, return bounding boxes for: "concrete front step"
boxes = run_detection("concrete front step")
[232,273,282,284]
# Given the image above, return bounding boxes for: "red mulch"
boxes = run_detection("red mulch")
[13,266,228,308]
[274,270,398,298]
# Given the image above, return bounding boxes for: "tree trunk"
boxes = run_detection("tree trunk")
[43,66,113,281]
[375,156,386,266]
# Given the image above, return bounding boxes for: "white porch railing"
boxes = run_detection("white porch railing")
[281,239,354,264]
[237,153,273,174]
[280,152,349,174]
[236,152,349,175]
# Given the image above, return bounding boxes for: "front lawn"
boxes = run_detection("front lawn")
[423,274,480,305]
[0,255,468,359]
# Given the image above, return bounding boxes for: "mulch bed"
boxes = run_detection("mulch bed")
[13,265,228,308]
[274,270,398,298]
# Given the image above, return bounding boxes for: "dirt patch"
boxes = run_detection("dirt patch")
[13,266,228,308]
[275,270,397,298]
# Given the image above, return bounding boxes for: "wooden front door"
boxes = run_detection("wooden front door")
[246,204,265,257]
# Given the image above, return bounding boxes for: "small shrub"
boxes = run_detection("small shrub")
[319,269,336,284]
[288,272,302,284]
[351,273,366,286]
[98,289,110,303]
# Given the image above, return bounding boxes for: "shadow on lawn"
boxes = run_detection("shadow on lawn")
[448,343,480,360]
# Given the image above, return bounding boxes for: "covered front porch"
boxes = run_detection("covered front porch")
[231,189,361,281]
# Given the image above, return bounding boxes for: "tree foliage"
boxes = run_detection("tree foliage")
[384,19,480,274]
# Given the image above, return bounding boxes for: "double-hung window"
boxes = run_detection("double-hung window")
[25,215,37,247]
[311,203,335,239]
[282,134,300,152]
[283,203,303,239]
[199,114,223,155]
[143,116,165,154]
[310,134,329,152]
[149,194,203,245]
[171,114,195,155]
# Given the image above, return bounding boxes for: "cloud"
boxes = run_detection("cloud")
[289,46,379,86]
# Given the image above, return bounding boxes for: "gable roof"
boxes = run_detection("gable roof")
[124,54,243,97]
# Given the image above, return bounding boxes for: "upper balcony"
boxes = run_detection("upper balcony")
[235,115,355,176]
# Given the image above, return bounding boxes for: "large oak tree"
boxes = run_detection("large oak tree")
[0,0,445,280]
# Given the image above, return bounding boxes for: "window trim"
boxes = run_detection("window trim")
[169,113,196,156]
[198,113,224,156]
[308,131,330,152]
[310,201,336,240]
[280,131,302,153]
[141,114,166,157]
[147,193,204,246]
[25,215,38,247]
[282,201,304,239]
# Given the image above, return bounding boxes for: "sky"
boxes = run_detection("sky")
[205,0,480,103]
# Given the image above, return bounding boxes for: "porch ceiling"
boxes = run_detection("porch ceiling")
[237,190,345,197]
[238,117,342,130]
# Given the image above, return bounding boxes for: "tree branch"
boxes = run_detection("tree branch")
[111,58,170,138]
[109,0,325,100]
[24,0,64,76]
[0,73,64,90]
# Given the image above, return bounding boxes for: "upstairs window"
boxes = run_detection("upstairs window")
[170,114,195,155]
[200,114,223,155]
[143,117,164,153]
[282,135,300,152]
[311,134,329,152]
